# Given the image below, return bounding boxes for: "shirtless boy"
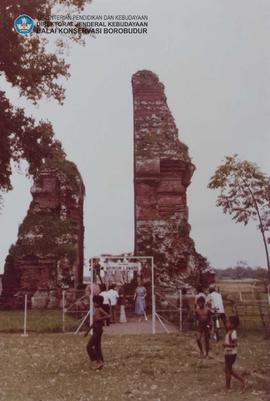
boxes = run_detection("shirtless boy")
[195,296,212,357]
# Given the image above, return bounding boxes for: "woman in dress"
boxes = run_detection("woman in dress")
[134,280,147,321]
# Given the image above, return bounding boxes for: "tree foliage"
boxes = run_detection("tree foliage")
[184,253,213,289]
[208,155,270,279]
[215,261,268,281]
[0,0,89,200]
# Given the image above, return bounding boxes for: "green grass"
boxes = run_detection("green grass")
[0,332,269,401]
[1,305,268,333]
[0,310,81,333]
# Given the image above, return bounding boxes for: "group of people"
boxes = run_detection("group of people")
[195,284,246,392]
[99,284,123,325]
[84,281,246,391]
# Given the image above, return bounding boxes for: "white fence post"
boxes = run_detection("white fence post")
[152,294,156,335]
[151,257,156,335]
[62,290,65,333]
[21,293,28,337]
[90,258,94,329]
[179,289,183,332]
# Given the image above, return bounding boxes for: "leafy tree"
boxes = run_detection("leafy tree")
[208,155,270,281]
[215,263,269,281]
[0,0,89,205]
[185,253,213,289]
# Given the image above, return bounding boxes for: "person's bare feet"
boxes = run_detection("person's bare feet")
[95,363,104,370]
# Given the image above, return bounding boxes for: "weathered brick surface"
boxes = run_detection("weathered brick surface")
[132,70,200,287]
[1,164,84,308]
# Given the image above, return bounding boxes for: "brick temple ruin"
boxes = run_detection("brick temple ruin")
[132,70,203,287]
[0,70,206,308]
[0,161,84,308]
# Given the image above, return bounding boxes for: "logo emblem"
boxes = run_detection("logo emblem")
[14,15,35,35]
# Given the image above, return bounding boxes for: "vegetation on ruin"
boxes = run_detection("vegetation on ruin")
[9,212,79,263]
[46,158,85,194]
[0,332,269,401]
[209,155,270,281]
[136,129,190,162]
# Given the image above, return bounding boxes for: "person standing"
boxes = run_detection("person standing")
[195,296,212,357]
[99,284,111,326]
[134,280,147,321]
[206,284,226,326]
[85,295,110,370]
[108,284,119,323]
[118,286,127,323]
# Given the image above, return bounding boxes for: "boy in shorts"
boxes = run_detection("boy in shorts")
[195,296,212,357]
[224,315,246,392]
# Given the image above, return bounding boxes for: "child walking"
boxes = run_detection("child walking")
[85,295,111,370]
[224,316,246,392]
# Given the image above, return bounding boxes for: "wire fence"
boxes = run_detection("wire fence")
[0,288,155,334]
[0,288,269,334]
[156,289,270,332]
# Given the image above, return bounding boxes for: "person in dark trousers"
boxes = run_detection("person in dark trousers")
[195,296,212,358]
[224,315,246,392]
[85,295,110,370]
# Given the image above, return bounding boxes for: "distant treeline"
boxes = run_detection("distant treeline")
[215,265,268,281]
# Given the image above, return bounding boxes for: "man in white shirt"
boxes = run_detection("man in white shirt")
[99,284,111,326]
[206,284,226,325]
[108,284,119,323]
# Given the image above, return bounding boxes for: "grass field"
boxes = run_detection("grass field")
[0,332,269,401]
[0,310,80,333]
[0,301,269,334]
[216,279,266,294]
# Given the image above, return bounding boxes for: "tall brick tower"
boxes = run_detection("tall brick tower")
[132,70,200,286]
